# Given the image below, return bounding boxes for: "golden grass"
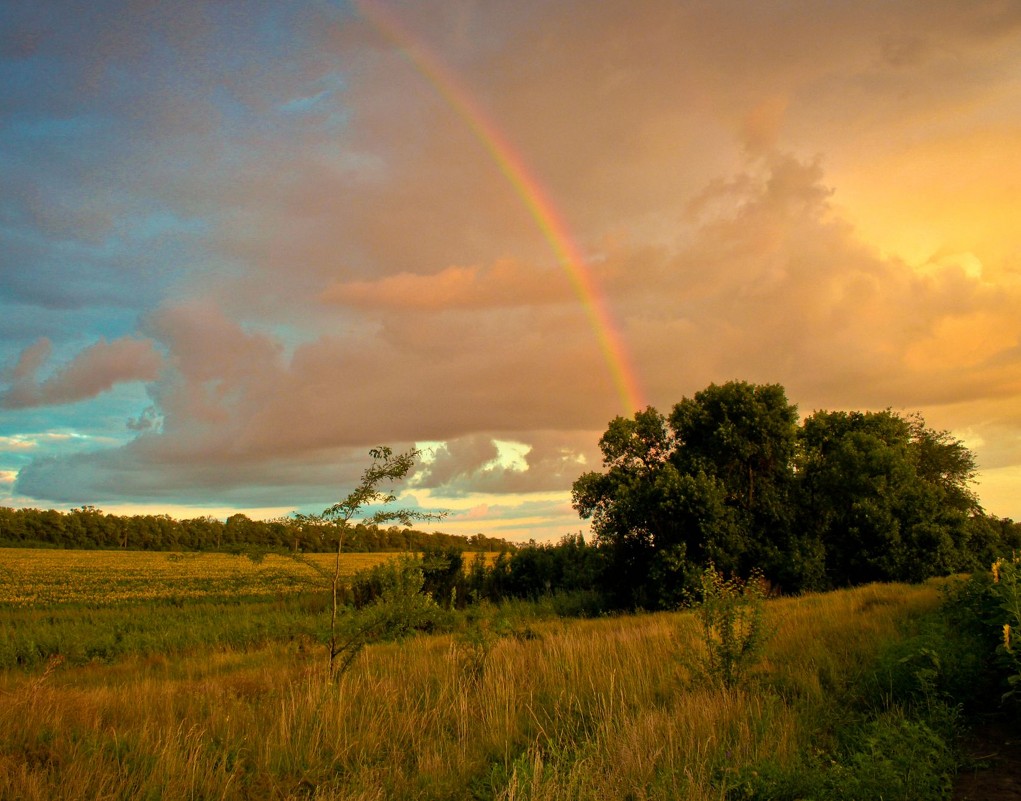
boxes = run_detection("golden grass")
[0,581,941,800]
[0,549,440,605]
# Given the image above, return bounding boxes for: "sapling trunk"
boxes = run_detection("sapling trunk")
[329,528,344,674]
[291,446,442,677]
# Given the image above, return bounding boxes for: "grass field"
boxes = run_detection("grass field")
[0,548,400,606]
[0,549,977,800]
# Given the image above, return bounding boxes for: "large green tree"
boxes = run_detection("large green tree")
[669,382,804,584]
[573,381,990,603]
[573,382,802,605]
[572,407,733,607]
[797,410,979,586]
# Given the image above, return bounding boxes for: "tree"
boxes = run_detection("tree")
[572,383,988,599]
[573,407,668,606]
[573,382,806,607]
[797,409,979,586]
[798,410,913,584]
[572,407,734,607]
[669,381,802,583]
[293,446,443,675]
[670,382,798,513]
[225,513,254,547]
[906,413,979,514]
[571,409,670,548]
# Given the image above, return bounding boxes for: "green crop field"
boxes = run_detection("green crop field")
[0,548,398,606]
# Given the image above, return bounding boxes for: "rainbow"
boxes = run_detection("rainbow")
[354,0,645,414]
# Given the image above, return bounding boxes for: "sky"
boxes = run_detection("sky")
[2,0,1020,541]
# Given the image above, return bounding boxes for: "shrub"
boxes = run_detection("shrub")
[991,554,1021,704]
[332,557,442,676]
[942,556,1021,709]
[420,546,465,608]
[693,564,768,689]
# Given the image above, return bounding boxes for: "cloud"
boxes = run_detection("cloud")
[5,0,1021,525]
[416,433,596,497]
[126,406,163,432]
[321,258,573,310]
[597,151,1021,412]
[445,497,583,537]
[1,337,164,409]
[12,149,1021,512]
[0,432,95,452]
[740,96,789,155]
[5,337,52,383]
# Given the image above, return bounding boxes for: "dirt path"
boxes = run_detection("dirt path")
[954,718,1021,800]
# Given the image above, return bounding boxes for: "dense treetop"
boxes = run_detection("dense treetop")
[571,381,1017,606]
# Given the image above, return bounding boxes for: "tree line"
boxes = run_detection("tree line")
[0,505,514,554]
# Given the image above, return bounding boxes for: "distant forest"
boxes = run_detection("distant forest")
[0,505,515,554]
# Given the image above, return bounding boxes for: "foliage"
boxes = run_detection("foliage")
[573,381,1015,605]
[0,503,515,554]
[330,557,442,677]
[991,554,1021,704]
[723,582,995,801]
[0,547,392,607]
[292,446,443,675]
[960,513,1021,572]
[420,546,466,608]
[449,612,504,689]
[691,564,768,689]
[937,569,1019,717]
[1,579,967,801]
[726,711,956,801]
[459,533,609,613]
[347,546,468,610]
[797,409,980,586]
[6,538,1015,801]
[838,711,956,800]
[572,382,806,606]
[671,382,800,577]
[0,594,326,669]
[572,406,735,608]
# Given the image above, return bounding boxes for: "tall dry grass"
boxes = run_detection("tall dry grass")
[0,581,940,800]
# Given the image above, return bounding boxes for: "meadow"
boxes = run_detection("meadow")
[0,548,396,606]
[0,549,442,669]
[0,548,994,800]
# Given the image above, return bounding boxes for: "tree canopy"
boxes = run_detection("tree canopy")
[573,380,1013,605]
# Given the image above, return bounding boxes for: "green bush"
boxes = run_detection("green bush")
[693,564,768,689]
[727,702,958,800]
[839,711,956,800]
[941,560,1021,709]
[332,557,444,676]
[991,554,1021,704]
